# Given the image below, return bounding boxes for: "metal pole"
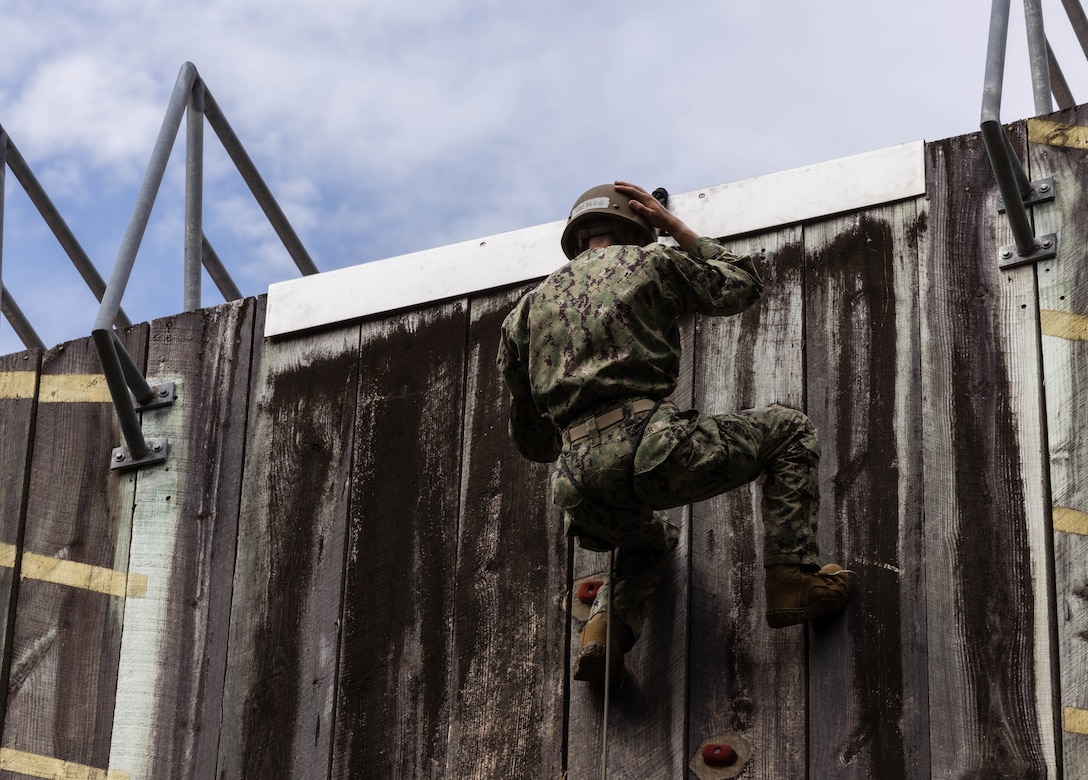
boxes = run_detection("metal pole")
[982,121,1039,256]
[91,328,148,460]
[0,128,6,348]
[981,0,1011,125]
[1,126,131,328]
[1,284,46,352]
[93,62,198,332]
[980,0,1040,258]
[185,80,205,312]
[112,331,155,404]
[1024,0,1054,114]
[1060,0,1088,59]
[202,88,319,276]
[1000,121,1034,201]
[1046,40,1076,108]
[202,234,243,301]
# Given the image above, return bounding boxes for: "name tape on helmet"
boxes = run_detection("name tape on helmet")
[570,197,611,220]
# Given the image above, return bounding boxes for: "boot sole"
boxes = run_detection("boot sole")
[572,643,623,686]
[766,595,848,628]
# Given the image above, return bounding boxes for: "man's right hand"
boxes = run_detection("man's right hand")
[614,181,700,250]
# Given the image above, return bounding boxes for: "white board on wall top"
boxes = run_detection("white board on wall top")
[264,141,925,338]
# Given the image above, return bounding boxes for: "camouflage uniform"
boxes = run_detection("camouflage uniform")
[497,238,822,639]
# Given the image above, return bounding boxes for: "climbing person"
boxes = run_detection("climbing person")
[497,181,851,686]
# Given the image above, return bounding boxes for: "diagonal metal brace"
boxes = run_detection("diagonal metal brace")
[92,328,174,470]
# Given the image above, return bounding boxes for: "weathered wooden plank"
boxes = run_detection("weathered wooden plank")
[217,322,359,779]
[107,300,257,779]
[0,327,147,774]
[0,350,40,730]
[330,301,467,779]
[1027,106,1088,778]
[566,313,695,779]
[804,203,930,778]
[687,228,807,780]
[921,125,1058,777]
[443,287,566,779]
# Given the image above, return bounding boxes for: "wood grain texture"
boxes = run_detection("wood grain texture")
[804,203,930,778]
[108,299,257,779]
[0,350,39,733]
[217,322,359,779]
[1028,105,1088,777]
[0,327,146,773]
[689,228,807,780]
[922,124,1058,777]
[444,288,566,779]
[331,301,467,779]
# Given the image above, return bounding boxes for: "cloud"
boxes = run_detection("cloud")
[1,0,1087,353]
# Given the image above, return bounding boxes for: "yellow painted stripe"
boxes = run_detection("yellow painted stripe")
[1054,507,1088,536]
[0,748,130,779]
[1028,117,1088,149]
[0,544,146,598]
[0,372,118,402]
[1041,309,1088,342]
[39,374,113,403]
[1066,707,1088,735]
[0,371,37,399]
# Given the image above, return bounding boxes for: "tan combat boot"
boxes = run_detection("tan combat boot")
[765,563,852,628]
[572,611,633,686]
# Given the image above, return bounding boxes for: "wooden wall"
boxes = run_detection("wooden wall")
[0,106,1086,778]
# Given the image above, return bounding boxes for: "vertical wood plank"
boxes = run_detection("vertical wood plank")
[688,229,807,780]
[804,203,930,778]
[331,302,467,779]
[921,125,1058,777]
[566,310,695,779]
[1027,107,1088,777]
[444,287,566,779]
[218,323,359,779]
[108,300,257,779]
[0,350,40,731]
[0,327,147,775]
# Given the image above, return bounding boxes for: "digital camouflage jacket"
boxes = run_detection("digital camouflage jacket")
[497,237,763,462]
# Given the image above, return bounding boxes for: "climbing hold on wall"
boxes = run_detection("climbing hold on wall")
[690,734,751,780]
[569,571,608,622]
[577,579,602,605]
[701,743,738,766]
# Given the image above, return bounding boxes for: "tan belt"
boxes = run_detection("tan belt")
[566,399,657,443]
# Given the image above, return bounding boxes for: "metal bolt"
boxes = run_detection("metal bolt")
[152,442,163,452]
[1000,248,1013,259]
[1042,238,1053,249]
[1039,182,1050,192]
[114,451,126,462]
[159,386,170,397]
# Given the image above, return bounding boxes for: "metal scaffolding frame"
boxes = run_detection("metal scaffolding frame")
[0,61,320,469]
[93,62,320,470]
[982,0,1088,268]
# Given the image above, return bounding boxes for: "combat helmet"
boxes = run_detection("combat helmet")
[560,184,657,260]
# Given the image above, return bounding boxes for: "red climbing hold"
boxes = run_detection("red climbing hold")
[702,743,738,767]
[577,579,602,605]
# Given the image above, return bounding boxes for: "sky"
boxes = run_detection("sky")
[1,0,1087,355]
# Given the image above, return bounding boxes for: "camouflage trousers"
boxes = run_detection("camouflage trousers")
[552,400,822,639]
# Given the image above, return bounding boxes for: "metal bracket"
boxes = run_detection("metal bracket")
[137,381,176,411]
[998,232,1057,269]
[111,437,169,471]
[996,177,1055,213]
